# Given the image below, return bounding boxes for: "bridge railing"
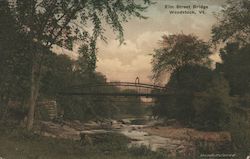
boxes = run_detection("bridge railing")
[58,82,166,97]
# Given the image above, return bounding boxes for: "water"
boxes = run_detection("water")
[119,124,184,151]
[80,121,186,152]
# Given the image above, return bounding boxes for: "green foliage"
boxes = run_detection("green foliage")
[58,55,144,119]
[0,124,167,159]
[226,113,250,157]
[153,65,213,121]
[212,0,250,45]
[1,0,153,129]
[78,44,96,74]
[58,70,120,121]
[151,34,212,80]
[192,75,231,131]
[0,1,31,102]
[151,33,233,131]
[153,65,231,131]
[216,44,250,97]
[212,1,250,154]
[215,43,250,155]
[38,53,145,121]
[0,0,153,122]
[14,0,153,52]
[40,54,74,98]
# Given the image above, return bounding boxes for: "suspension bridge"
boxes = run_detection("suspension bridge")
[58,77,167,98]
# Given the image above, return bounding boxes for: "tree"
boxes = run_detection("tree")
[192,74,231,131]
[38,52,126,121]
[212,0,250,46]
[151,34,212,81]
[7,0,153,129]
[152,65,231,131]
[212,0,250,151]
[212,0,250,107]
[227,113,250,156]
[216,43,250,97]
[0,1,31,119]
[40,52,123,121]
[153,65,213,124]
[78,44,97,76]
[215,43,250,113]
[40,54,74,99]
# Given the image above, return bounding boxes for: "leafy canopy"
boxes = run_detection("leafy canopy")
[11,0,154,74]
[14,0,153,50]
[151,34,212,80]
[153,65,231,131]
[0,1,31,101]
[216,43,250,97]
[212,0,250,45]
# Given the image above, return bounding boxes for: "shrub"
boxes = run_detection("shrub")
[153,65,232,131]
[227,113,250,157]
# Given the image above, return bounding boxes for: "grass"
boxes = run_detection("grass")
[0,123,168,159]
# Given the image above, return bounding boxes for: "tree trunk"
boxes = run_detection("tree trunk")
[26,62,41,130]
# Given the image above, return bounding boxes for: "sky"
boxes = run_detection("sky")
[55,0,227,84]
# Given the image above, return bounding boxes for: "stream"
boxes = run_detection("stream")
[40,117,230,157]
[79,118,190,153]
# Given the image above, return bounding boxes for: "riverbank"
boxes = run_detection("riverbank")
[0,118,238,159]
[0,124,167,159]
[27,118,233,158]
[143,127,231,142]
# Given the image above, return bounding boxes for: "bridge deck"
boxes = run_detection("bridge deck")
[58,92,168,97]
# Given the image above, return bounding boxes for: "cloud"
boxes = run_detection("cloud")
[52,0,226,84]
[96,31,169,83]
[97,40,141,65]
[136,31,169,52]
[97,54,152,83]
[98,30,168,62]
